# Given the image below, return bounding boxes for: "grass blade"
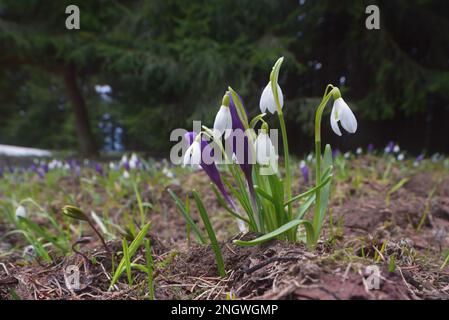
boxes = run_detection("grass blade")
[192,190,226,278]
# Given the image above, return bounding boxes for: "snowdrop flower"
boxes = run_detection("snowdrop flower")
[397,153,404,161]
[254,124,278,173]
[344,151,351,159]
[15,205,27,219]
[356,147,363,155]
[393,144,400,153]
[162,167,174,179]
[120,154,128,165]
[122,170,130,179]
[413,154,424,167]
[213,94,232,138]
[183,137,202,168]
[109,162,116,170]
[129,153,139,169]
[259,81,284,114]
[63,163,70,170]
[306,153,314,162]
[330,98,357,136]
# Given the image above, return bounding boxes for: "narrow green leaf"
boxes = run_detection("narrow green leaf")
[234,219,315,247]
[168,189,206,244]
[192,191,226,278]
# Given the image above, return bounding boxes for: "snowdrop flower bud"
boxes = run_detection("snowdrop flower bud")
[255,123,278,171]
[330,90,357,136]
[397,153,404,161]
[122,170,130,179]
[393,144,400,153]
[259,81,284,114]
[15,205,27,219]
[183,137,202,168]
[306,153,313,162]
[356,147,363,155]
[213,93,232,138]
[344,152,351,159]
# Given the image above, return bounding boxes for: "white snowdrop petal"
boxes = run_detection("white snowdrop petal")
[259,83,272,114]
[330,104,342,136]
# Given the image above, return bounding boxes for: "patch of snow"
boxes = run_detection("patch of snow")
[0,144,52,157]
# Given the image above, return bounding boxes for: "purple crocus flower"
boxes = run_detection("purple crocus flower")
[184,132,237,211]
[30,163,44,179]
[95,163,104,176]
[226,93,253,184]
[367,143,374,154]
[416,153,424,162]
[332,148,340,159]
[123,161,130,172]
[385,141,394,154]
[41,163,49,173]
[300,161,309,184]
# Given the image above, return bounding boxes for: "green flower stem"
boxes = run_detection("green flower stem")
[313,86,337,242]
[270,58,294,240]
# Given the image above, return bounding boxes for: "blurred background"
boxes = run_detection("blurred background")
[0,0,448,158]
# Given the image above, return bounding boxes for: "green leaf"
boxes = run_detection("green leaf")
[234,219,315,247]
[192,191,226,278]
[110,222,151,288]
[167,189,206,244]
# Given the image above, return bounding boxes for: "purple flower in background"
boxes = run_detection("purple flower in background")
[0,167,3,178]
[30,163,44,179]
[300,160,309,184]
[41,163,49,173]
[95,163,104,176]
[367,143,374,154]
[123,161,130,172]
[332,148,340,159]
[414,153,425,167]
[385,141,394,154]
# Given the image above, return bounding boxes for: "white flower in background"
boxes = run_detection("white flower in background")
[344,152,351,159]
[306,153,314,162]
[122,170,130,179]
[109,162,116,170]
[183,139,202,168]
[255,125,278,174]
[330,98,357,136]
[300,160,306,169]
[356,147,363,155]
[259,81,284,114]
[63,163,70,170]
[162,167,174,179]
[15,205,27,219]
[120,154,128,165]
[129,153,139,169]
[393,144,400,153]
[22,245,36,260]
[397,153,404,161]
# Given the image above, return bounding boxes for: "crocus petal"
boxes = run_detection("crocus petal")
[259,82,284,114]
[330,104,342,136]
[335,98,357,133]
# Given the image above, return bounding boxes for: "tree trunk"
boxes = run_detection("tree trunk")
[63,63,98,157]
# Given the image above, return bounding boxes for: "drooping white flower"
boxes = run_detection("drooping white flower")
[344,152,351,159]
[254,129,278,173]
[356,147,363,155]
[183,139,202,168]
[393,145,400,153]
[397,153,404,161]
[129,153,139,169]
[213,105,232,138]
[15,205,27,219]
[120,154,128,165]
[306,153,314,162]
[259,82,284,114]
[330,98,357,136]
[122,170,130,179]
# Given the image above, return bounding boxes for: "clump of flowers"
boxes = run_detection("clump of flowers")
[171,57,358,248]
